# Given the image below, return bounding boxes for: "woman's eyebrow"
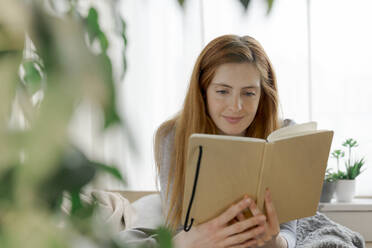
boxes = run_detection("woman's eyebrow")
[241,86,259,89]
[212,83,259,89]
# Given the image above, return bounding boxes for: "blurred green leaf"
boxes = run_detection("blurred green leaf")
[84,8,122,128]
[0,50,21,58]
[69,190,95,219]
[0,165,17,204]
[99,53,121,128]
[98,32,109,52]
[0,51,22,131]
[266,0,274,14]
[85,7,109,53]
[238,0,275,14]
[93,162,125,184]
[38,146,96,210]
[239,0,251,11]
[70,190,83,215]
[177,0,185,7]
[104,107,121,129]
[56,146,97,192]
[22,61,43,94]
[86,8,100,45]
[69,191,96,234]
[155,226,173,248]
[120,18,128,81]
[30,4,59,75]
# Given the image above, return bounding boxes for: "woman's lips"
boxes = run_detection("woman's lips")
[223,116,243,124]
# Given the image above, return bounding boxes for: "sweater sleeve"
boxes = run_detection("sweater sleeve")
[279,220,297,248]
[157,128,176,216]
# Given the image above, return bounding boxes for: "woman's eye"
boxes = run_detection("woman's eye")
[216,90,228,95]
[243,92,255,96]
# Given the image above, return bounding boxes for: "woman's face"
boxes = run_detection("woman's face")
[206,63,261,136]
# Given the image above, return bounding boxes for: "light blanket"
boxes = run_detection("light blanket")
[114,212,365,248]
[295,212,365,248]
[63,191,365,248]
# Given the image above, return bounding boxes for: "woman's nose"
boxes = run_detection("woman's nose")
[229,95,242,112]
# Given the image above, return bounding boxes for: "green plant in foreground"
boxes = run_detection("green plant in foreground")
[0,1,276,247]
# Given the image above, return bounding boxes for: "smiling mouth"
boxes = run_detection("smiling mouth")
[223,116,244,124]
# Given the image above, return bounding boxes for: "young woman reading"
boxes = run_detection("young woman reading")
[155,34,297,248]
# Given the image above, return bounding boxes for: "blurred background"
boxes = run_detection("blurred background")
[68,0,371,196]
[1,0,371,247]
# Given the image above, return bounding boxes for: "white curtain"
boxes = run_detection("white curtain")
[310,0,372,196]
[116,0,205,190]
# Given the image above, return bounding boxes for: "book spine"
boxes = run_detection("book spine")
[256,143,273,213]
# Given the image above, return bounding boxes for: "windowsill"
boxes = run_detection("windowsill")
[318,198,372,212]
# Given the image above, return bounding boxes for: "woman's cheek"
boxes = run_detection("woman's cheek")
[211,99,225,115]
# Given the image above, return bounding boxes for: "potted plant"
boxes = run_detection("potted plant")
[332,138,366,202]
[320,150,347,202]
[320,169,337,202]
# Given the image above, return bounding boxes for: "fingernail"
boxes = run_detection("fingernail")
[259,215,266,221]
[266,188,270,197]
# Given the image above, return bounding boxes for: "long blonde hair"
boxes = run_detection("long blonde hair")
[154,35,280,233]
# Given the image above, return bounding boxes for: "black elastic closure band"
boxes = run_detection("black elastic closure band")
[183,145,203,232]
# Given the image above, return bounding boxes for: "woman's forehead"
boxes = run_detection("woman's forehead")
[211,63,261,88]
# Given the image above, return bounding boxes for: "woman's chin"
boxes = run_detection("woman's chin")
[220,129,246,136]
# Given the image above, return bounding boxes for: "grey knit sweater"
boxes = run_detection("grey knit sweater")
[158,119,297,248]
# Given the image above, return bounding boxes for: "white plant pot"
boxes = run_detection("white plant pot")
[335,179,356,202]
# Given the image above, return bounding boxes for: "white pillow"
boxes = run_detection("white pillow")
[130,193,165,229]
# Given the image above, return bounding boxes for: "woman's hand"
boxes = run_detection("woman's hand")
[235,188,286,248]
[173,196,267,248]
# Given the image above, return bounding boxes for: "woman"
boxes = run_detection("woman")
[155,35,297,248]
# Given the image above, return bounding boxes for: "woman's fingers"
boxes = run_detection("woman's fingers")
[214,197,252,227]
[237,212,245,221]
[248,197,261,217]
[215,190,280,247]
[254,188,281,245]
[231,238,258,248]
[264,188,280,236]
[220,214,266,237]
[220,222,265,247]
[246,194,265,243]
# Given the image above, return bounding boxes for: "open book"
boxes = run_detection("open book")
[181,122,333,231]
